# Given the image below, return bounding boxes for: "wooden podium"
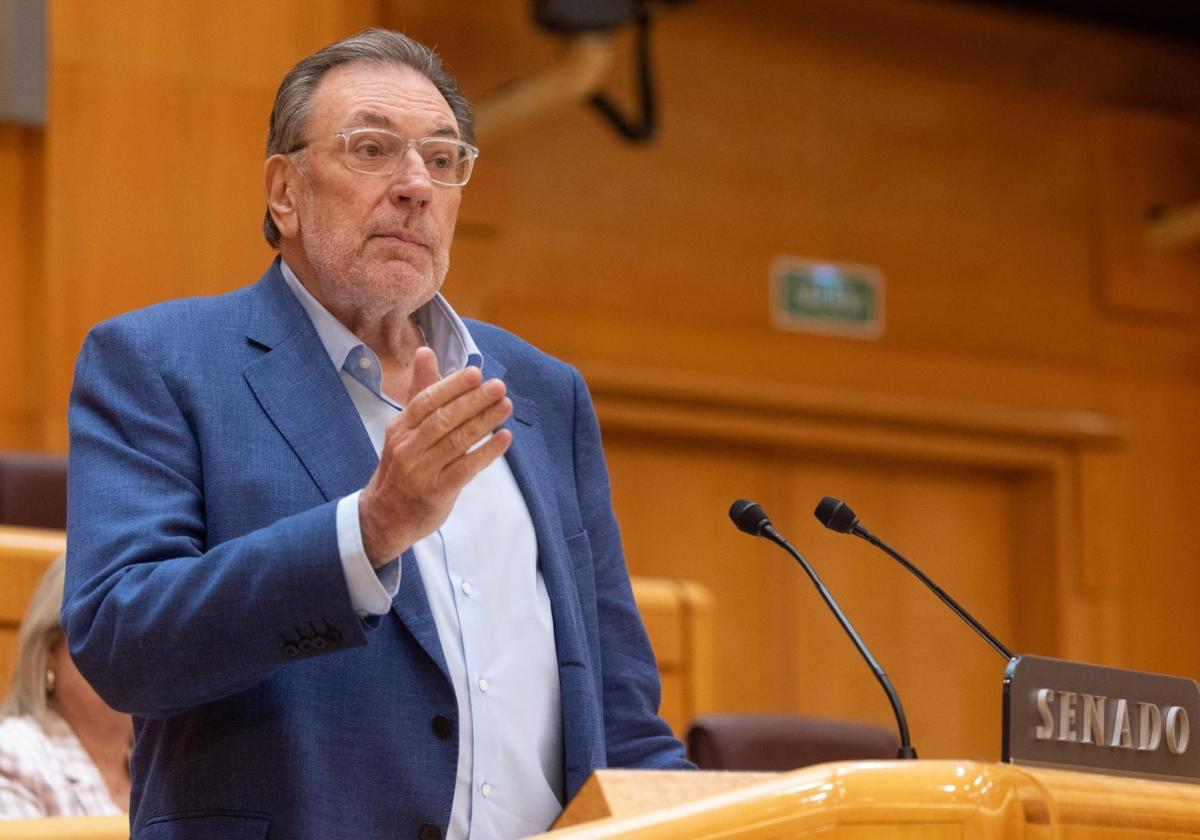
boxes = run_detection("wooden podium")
[540,760,1200,838]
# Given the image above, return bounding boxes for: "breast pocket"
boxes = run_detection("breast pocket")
[139,811,271,840]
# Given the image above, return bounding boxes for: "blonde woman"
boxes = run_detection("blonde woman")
[0,555,131,818]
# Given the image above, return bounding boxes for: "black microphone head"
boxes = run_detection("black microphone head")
[814,496,859,534]
[729,499,771,536]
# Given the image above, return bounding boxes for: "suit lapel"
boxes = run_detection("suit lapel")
[391,549,449,679]
[244,330,379,502]
[242,264,379,501]
[241,264,450,675]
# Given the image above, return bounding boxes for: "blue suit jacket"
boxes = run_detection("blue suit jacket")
[63,262,689,840]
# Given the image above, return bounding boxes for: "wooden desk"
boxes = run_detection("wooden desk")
[544,760,1200,838]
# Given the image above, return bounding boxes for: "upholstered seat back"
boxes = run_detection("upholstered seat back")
[0,452,68,529]
[687,714,899,771]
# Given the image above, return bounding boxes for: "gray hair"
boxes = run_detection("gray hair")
[262,28,475,248]
[0,555,66,724]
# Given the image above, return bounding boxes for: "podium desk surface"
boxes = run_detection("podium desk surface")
[0,815,127,840]
[542,759,1200,839]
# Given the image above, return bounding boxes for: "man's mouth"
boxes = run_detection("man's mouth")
[373,230,429,248]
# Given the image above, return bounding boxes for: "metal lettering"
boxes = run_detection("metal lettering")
[1137,702,1163,751]
[1167,707,1190,754]
[1035,689,1055,740]
[1030,686,1190,755]
[1057,691,1078,742]
[1110,698,1133,748]
[1081,694,1106,745]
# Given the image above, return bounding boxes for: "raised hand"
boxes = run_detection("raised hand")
[358,347,513,566]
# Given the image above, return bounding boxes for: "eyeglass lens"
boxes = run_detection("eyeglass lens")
[342,130,474,184]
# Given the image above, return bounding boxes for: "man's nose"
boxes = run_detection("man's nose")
[388,147,434,204]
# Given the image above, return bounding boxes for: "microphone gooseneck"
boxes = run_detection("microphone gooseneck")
[813,496,1014,661]
[727,499,918,760]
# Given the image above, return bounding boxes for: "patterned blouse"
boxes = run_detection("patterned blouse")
[0,712,124,819]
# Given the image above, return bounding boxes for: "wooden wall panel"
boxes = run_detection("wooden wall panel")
[39,0,386,448]
[438,0,1200,387]
[1095,384,1200,675]
[607,443,785,715]
[599,384,1091,760]
[0,124,42,450]
[1090,109,1200,319]
[404,0,1200,702]
[774,461,1018,761]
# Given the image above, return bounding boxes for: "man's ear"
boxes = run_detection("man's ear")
[264,154,303,241]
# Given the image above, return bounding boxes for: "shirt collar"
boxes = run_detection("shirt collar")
[279,259,482,381]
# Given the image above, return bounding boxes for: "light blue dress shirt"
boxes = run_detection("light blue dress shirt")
[280,262,564,839]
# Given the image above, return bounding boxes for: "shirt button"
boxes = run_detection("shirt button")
[461,581,473,596]
[478,678,489,693]
[481,782,492,798]
[357,356,371,370]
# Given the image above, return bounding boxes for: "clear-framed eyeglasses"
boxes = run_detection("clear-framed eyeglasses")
[303,128,480,186]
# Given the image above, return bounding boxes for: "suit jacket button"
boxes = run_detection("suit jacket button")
[283,644,299,658]
[431,715,453,740]
[418,823,442,840]
[325,628,343,644]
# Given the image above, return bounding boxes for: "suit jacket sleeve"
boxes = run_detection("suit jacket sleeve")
[63,316,368,719]
[569,368,693,770]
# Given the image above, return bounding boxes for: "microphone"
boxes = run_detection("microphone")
[729,499,918,759]
[814,496,1014,661]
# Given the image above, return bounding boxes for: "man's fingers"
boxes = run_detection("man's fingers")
[410,346,441,397]
[441,428,513,489]
[405,377,507,446]
[403,363,485,427]
[423,398,513,468]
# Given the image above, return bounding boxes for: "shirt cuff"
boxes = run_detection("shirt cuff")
[337,490,401,616]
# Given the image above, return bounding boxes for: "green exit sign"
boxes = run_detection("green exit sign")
[771,257,885,339]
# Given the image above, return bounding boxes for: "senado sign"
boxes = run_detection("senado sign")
[1004,655,1200,783]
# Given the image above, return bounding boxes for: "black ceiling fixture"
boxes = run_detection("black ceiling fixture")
[534,0,692,142]
[960,0,1200,42]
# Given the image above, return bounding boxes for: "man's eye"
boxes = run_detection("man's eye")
[427,154,452,170]
[357,142,383,158]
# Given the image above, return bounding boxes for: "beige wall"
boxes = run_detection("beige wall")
[2,0,1199,758]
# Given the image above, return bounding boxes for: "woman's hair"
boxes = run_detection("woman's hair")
[0,555,67,723]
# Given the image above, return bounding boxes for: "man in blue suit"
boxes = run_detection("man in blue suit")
[63,29,690,840]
